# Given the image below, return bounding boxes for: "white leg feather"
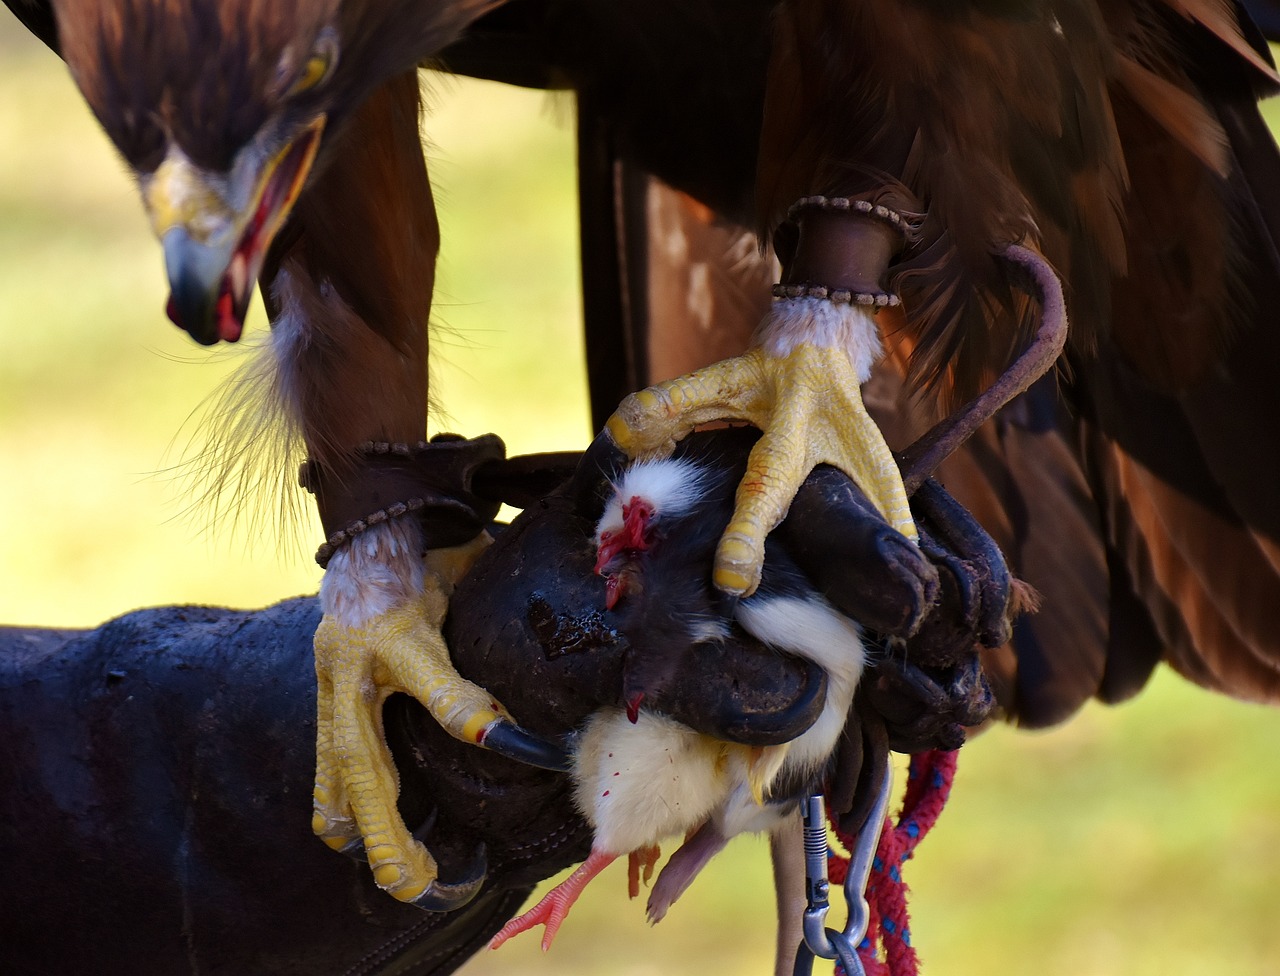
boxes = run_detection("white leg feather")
[753,297,884,382]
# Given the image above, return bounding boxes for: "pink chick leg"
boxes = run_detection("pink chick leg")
[489,849,618,952]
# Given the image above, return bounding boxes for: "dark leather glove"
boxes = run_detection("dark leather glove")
[436,426,1005,860]
[0,429,1007,974]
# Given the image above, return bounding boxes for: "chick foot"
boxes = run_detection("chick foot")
[489,849,617,951]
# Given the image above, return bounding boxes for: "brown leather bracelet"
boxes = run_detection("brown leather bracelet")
[299,434,507,567]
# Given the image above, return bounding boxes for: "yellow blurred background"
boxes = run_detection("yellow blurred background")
[2,12,1278,975]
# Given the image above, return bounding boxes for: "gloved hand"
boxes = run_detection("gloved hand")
[402,427,1005,903]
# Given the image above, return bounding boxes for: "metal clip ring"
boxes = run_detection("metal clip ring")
[793,757,894,976]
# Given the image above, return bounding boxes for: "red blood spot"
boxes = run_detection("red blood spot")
[602,790,611,797]
[626,692,645,723]
[595,496,656,586]
[620,497,654,548]
[594,531,618,576]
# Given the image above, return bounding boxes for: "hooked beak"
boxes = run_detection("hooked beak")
[595,496,655,609]
[143,116,326,344]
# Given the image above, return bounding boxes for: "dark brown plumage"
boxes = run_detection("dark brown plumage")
[757,0,1278,405]
[55,0,488,171]
[5,0,1280,925]
[558,0,1280,723]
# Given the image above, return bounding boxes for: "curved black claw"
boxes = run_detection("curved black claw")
[410,843,489,912]
[338,835,367,863]
[482,720,571,772]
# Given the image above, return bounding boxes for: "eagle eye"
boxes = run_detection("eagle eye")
[288,29,339,97]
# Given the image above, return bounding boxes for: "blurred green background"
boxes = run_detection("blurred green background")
[1,12,1277,975]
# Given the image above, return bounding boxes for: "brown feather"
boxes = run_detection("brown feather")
[52,0,494,170]
[1085,422,1280,699]
[643,187,775,386]
[262,71,436,472]
[1161,0,1280,85]
[1107,86,1237,389]
[1114,53,1230,175]
[757,0,1127,406]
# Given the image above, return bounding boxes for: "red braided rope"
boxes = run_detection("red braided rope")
[828,750,958,976]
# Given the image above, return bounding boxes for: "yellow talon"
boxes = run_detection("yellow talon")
[373,863,405,890]
[607,339,917,598]
[605,413,635,452]
[310,534,511,903]
[712,532,759,595]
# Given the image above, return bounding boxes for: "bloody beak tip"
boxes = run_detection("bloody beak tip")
[605,576,622,610]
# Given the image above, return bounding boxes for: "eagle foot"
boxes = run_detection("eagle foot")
[407,841,488,912]
[312,539,562,908]
[606,343,916,598]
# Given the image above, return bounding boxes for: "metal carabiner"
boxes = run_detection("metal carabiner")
[793,757,894,976]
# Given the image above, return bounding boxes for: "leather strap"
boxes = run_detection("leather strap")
[300,435,586,567]
[300,434,507,566]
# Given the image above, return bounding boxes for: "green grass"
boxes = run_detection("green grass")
[2,12,1277,976]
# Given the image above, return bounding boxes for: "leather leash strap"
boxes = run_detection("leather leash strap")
[299,434,580,568]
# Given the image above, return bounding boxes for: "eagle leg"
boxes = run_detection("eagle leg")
[607,327,916,598]
[606,210,919,597]
[266,75,567,907]
[311,537,504,906]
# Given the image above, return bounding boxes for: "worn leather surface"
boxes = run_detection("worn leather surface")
[0,601,496,976]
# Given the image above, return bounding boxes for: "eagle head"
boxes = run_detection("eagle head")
[51,0,493,344]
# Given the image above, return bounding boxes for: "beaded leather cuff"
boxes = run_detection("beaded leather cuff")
[299,434,506,568]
